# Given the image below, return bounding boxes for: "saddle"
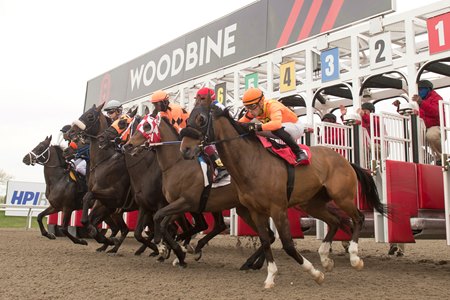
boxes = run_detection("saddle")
[256,136,311,166]
[198,153,230,186]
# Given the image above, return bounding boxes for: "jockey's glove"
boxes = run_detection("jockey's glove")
[240,122,262,132]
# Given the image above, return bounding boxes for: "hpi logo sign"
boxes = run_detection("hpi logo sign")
[5,181,48,217]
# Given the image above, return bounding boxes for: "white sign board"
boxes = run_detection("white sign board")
[5,181,48,216]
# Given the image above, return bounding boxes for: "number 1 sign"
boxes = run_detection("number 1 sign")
[427,12,450,55]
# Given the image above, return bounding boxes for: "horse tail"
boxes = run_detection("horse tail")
[351,163,389,217]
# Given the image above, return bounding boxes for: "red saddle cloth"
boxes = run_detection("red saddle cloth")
[257,136,311,166]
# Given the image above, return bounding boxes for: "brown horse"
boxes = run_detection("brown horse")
[22,136,88,245]
[124,114,273,268]
[180,101,389,288]
[69,104,135,253]
[97,112,210,258]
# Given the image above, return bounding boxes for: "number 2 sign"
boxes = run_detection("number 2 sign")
[427,11,450,55]
[369,32,392,70]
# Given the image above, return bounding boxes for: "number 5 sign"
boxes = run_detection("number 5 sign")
[427,12,450,55]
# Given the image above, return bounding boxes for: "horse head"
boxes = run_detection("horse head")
[23,136,52,166]
[180,101,246,160]
[124,114,161,156]
[69,103,105,140]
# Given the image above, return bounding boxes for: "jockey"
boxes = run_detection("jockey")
[59,124,89,177]
[195,87,228,181]
[239,87,308,163]
[150,90,189,132]
[103,99,123,121]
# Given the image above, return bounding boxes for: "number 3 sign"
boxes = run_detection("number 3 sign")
[427,11,450,55]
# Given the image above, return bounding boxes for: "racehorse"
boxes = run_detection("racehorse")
[69,104,135,253]
[124,114,273,269]
[22,136,88,245]
[97,112,203,257]
[179,100,389,288]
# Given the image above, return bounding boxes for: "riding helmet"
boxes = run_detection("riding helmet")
[361,102,375,113]
[242,87,264,105]
[104,99,122,111]
[151,90,169,103]
[418,80,433,89]
[196,87,216,100]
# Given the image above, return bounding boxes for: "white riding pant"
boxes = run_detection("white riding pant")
[256,119,305,141]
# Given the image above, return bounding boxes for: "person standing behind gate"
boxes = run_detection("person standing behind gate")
[411,80,442,165]
[238,87,308,163]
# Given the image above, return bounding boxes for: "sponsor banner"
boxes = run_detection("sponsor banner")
[5,181,48,217]
[85,0,393,110]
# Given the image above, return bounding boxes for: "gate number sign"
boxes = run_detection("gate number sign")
[321,47,340,82]
[427,11,450,55]
[369,32,392,70]
[279,61,296,92]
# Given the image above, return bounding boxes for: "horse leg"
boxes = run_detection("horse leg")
[96,213,119,252]
[81,192,94,227]
[60,208,88,245]
[37,206,58,239]
[106,212,129,254]
[306,203,343,272]
[235,206,273,270]
[193,211,227,261]
[153,199,193,267]
[270,209,324,287]
[87,206,116,251]
[176,212,208,242]
[133,209,159,256]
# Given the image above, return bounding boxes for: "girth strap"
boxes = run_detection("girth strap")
[286,163,295,201]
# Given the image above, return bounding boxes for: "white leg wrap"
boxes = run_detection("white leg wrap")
[264,262,278,289]
[302,256,325,284]
[318,242,334,271]
[349,241,364,269]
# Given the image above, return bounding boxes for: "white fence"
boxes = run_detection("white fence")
[0,204,48,229]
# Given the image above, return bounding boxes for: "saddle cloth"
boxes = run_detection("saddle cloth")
[256,136,311,166]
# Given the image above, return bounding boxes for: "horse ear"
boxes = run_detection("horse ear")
[47,135,52,142]
[97,102,105,111]
[128,106,138,117]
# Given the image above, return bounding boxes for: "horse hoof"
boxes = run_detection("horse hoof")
[324,259,334,272]
[172,258,179,267]
[78,240,88,246]
[352,259,364,270]
[264,282,275,289]
[239,263,251,271]
[106,248,118,254]
[194,250,202,261]
[157,256,165,263]
[314,272,325,285]
[46,233,56,240]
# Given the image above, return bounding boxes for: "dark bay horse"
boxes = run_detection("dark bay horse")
[125,114,272,268]
[180,102,389,288]
[22,136,88,245]
[69,104,135,253]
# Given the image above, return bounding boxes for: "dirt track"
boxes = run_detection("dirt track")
[1,228,450,300]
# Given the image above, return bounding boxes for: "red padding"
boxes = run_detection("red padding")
[125,210,138,231]
[417,164,445,210]
[47,213,58,225]
[386,160,418,243]
[288,208,304,238]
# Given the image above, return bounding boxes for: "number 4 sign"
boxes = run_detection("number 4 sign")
[427,12,450,55]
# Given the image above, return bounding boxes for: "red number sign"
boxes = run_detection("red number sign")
[427,11,450,55]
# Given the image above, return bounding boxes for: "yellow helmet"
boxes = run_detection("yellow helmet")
[242,87,264,105]
[151,90,168,103]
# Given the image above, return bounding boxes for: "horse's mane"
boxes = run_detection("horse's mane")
[159,116,181,141]
[212,105,257,139]
[51,145,67,166]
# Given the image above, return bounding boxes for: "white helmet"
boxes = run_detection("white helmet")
[104,99,122,111]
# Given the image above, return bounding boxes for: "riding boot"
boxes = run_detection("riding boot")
[209,152,229,181]
[272,128,308,163]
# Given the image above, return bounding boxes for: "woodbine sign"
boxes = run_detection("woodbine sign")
[84,0,393,110]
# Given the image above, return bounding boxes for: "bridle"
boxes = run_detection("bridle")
[27,144,51,166]
[186,105,249,148]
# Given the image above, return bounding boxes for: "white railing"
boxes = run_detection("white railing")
[439,100,450,246]
[0,204,48,229]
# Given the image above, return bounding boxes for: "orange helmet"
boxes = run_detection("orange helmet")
[242,87,264,105]
[150,90,168,103]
